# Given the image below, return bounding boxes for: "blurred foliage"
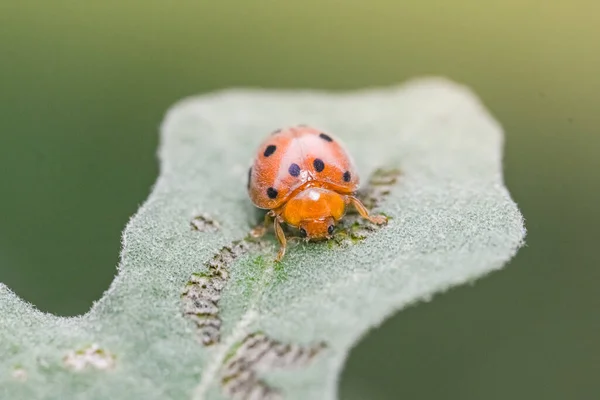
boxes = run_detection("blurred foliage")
[0,1,598,399]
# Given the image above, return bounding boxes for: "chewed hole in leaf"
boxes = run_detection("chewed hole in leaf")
[182,237,267,345]
[191,213,220,232]
[63,344,115,371]
[182,273,225,346]
[11,367,27,382]
[220,332,327,400]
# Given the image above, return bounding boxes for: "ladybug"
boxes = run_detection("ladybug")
[247,125,388,261]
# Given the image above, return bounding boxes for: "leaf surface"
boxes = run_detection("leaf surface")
[0,78,526,400]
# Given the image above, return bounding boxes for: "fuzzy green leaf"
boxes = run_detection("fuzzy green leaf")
[0,78,525,400]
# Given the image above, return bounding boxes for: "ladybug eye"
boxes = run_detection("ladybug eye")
[328,225,335,235]
[299,228,307,237]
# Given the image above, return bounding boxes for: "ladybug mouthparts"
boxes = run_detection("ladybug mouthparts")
[298,216,336,240]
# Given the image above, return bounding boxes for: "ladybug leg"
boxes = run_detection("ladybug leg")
[347,196,388,225]
[273,217,287,262]
[250,211,274,238]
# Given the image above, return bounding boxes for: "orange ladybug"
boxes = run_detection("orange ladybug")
[247,125,387,261]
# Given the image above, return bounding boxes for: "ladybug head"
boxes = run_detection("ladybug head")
[298,217,336,241]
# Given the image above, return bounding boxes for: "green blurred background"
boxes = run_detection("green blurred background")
[1,1,598,399]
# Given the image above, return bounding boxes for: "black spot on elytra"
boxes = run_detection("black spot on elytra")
[288,163,301,177]
[313,158,325,172]
[264,145,277,157]
[247,167,252,189]
[267,187,278,199]
[343,170,351,182]
[319,133,333,142]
